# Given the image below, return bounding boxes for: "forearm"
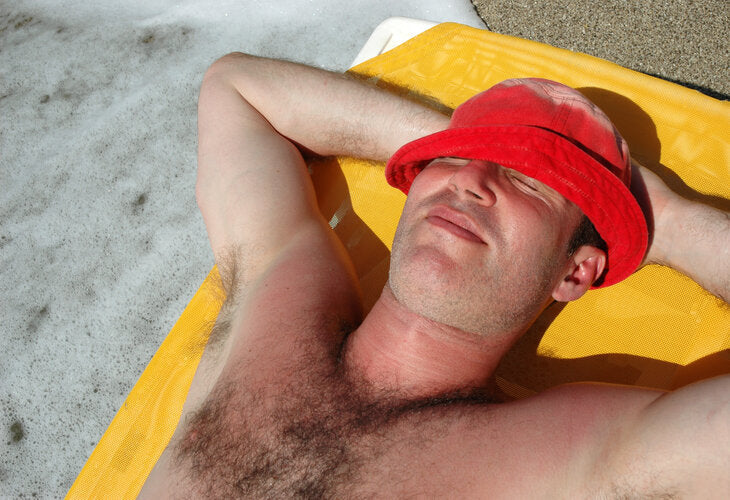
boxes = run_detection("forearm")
[204,52,450,161]
[652,197,730,303]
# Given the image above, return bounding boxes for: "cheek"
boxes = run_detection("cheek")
[409,164,454,193]
[502,211,570,272]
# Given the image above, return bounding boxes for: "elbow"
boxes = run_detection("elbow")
[202,52,253,85]
[199,52,260,112]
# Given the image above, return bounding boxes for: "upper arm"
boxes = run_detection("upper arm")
[195,53,325,280]
[190,53,365,401]
[604,375,730,496]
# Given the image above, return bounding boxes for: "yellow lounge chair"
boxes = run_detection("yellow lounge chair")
[68,19,730,499]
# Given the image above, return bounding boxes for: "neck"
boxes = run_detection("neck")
[342,285,525,400]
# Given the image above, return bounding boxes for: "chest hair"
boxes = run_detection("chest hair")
[172,362,496,498]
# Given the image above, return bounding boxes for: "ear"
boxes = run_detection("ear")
[551,246,607,302]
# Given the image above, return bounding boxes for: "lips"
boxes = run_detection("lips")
[426,205,486,244]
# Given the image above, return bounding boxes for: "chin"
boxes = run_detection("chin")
[388,263,555,336]
[388,268,481,332]
[389,244,482,327]
[390,245,458,297]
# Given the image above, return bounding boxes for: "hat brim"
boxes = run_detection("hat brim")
[385,125,648,288]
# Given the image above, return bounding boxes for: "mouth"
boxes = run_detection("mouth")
[426,205,486,244]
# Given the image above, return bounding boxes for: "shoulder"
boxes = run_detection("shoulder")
[597,375,730,497]
[531,378,730,498]
[441,383,664,497]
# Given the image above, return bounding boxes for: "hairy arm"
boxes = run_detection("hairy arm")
[631,160,730,303]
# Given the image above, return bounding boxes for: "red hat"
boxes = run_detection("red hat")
[385,78,647,288]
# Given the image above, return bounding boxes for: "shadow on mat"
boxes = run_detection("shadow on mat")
[497,300,730,395]
[580,87,729,212]
[310,156,391,312]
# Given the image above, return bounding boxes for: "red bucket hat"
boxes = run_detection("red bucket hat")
[385,78,647,288]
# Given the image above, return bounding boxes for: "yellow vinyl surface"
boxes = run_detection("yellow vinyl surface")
[68,23,730,498]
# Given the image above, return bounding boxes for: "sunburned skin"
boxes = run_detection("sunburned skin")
[163,294,673,499]
[172,343,502,498]
[167,257,503,498]
[148,236,632,499]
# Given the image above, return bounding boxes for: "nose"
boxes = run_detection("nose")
[448,160,498,205]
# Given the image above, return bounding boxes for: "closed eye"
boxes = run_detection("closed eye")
[508,171,539,192]
[506,168,567,208]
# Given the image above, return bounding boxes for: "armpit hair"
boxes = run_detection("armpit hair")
[205,246,248,349]
[606,479,679,500]
[213,245,247,300]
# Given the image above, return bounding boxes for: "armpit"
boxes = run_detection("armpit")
[206,245,247,349]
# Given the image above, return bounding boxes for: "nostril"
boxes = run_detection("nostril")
[450,179,486,201]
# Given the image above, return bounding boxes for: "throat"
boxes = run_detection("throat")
[341,286,505,400]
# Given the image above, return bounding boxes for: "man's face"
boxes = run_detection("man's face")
[388,158,583,336]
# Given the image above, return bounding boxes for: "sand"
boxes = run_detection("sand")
[471,0,729,99]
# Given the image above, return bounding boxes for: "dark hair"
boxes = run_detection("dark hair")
[567,215,607,257]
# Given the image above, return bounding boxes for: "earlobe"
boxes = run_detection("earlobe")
[552,247,607,302]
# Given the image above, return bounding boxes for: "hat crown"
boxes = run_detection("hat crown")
[452,79,631,184]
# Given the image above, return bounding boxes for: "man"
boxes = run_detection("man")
[140,53,729,498]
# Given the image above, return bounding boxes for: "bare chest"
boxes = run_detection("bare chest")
[170,372,594,499]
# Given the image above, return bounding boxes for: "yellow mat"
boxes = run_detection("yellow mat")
[68,23,730,498]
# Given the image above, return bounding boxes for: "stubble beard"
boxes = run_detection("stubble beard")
[388,224,560,337]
